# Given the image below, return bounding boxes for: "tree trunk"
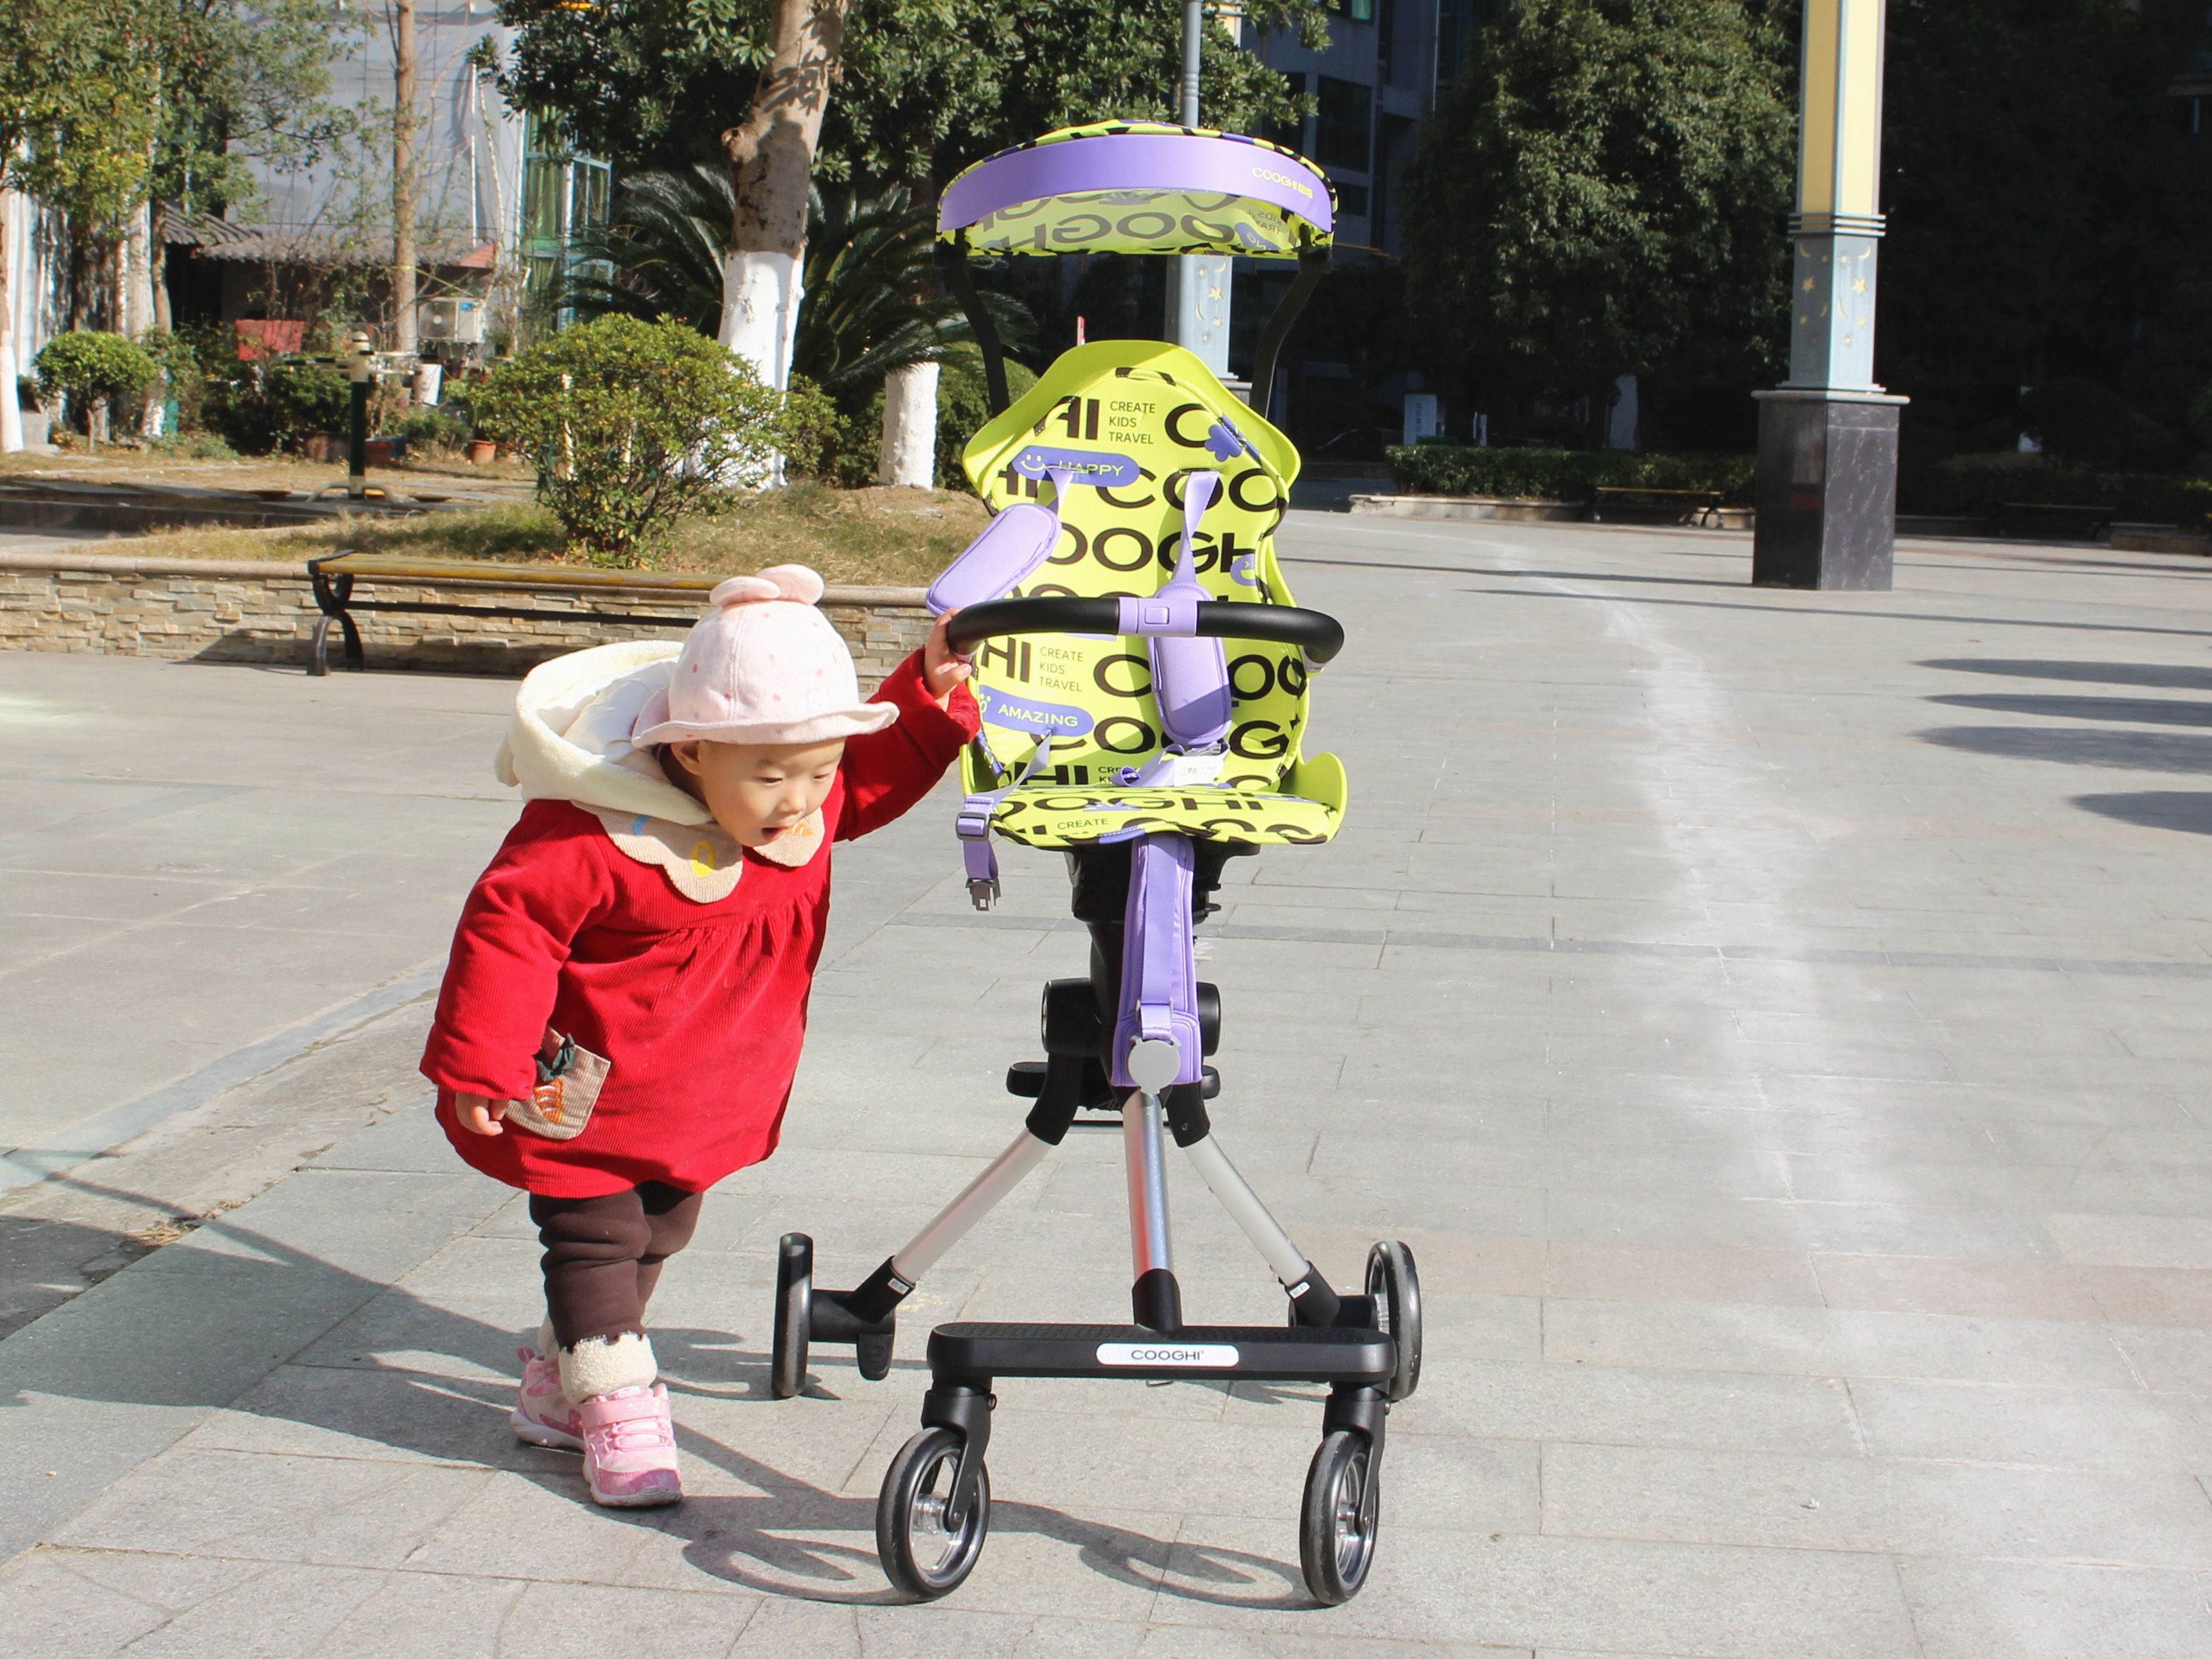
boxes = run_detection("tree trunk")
[718,0,851,390]
[151,202,172,334]
[393,0,419,352]
[878,360,939,486]
[124,198,156,338]
[0,199,23,454]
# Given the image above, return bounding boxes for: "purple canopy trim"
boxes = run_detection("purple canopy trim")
[941,133,1333,243]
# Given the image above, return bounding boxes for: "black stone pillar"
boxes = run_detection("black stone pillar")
[1751,390,1905,591]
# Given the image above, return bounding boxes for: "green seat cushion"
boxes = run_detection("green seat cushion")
[958,339,1348,847]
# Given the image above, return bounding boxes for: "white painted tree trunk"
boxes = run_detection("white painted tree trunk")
[123,199,156,338]
[878,360,939,487]
[0,335,22,455]
[0,201,22,455]
[717,249,803,390]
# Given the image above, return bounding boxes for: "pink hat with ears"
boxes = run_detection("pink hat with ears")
[631,564,899,747]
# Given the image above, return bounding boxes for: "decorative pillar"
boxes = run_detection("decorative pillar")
[1751,0,1907,591]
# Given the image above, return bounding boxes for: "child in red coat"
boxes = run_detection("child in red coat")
[421,565,977,1507]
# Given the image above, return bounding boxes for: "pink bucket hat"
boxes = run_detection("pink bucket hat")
[631,565,899,747]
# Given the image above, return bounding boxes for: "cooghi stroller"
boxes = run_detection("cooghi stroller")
[767,122,1422,1605]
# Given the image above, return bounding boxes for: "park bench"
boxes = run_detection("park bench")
[1992,501,2114,542]
[305,552,713,676]
[1586,485,1727,527]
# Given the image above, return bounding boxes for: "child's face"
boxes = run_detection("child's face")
[666,736,846,847]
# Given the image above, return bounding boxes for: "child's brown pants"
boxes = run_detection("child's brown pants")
[530,1181,703,1349]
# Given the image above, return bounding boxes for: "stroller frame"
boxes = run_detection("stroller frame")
[769,121,1420,1607]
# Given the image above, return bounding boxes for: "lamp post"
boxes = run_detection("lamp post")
[345,330,375,501]
[1167,0,1235,382]
[1751,0,1906,590]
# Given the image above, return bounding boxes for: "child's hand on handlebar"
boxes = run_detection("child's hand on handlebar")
[924,610,973,706]
[454,1093,506,1136]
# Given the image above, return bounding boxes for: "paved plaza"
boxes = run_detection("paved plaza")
[7,515,2212,1654]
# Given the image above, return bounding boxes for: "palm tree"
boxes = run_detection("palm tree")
[561,167,1029,397]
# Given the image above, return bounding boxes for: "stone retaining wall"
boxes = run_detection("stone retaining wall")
[0,551,932,682]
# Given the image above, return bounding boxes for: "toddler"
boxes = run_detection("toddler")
[421,565,977,1507]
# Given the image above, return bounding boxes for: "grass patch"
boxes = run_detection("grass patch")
[117,482,987,588]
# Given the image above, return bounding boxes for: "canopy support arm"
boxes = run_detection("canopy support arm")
[1246,245,1331,415]
[937,234,1011,417]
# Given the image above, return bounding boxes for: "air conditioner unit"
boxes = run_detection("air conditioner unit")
[419,297,485,345]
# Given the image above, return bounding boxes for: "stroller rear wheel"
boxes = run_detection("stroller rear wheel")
[771,1233,811,1400]
[1300,1427,1380,1604]
[1366,1240,1423,1402]
[878,1427,992,1600]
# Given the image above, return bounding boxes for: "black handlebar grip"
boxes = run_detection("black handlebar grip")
[946,596,1345,665]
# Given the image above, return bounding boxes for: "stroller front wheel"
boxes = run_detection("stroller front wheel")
[1366,1239,1423,1402]
[878,1427,991,1599]
[1300,1427,1380,1604]
[771,1233,812,1400]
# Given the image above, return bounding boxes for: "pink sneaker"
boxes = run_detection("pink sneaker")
[577,1383,682,1508]
[511,1346,584,1452]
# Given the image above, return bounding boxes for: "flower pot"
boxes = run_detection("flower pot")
[466,438,497,465]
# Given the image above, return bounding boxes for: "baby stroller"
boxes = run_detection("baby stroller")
[767,123,1422,1605]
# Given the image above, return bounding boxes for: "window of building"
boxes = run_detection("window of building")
[1315,77,1374,174]
[1435,0,1499,91]
[1327,0,1375,21]
[1336,182,1371,219]
[521,118,613,320]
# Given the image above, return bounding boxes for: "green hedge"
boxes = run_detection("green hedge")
[1385,445,1756,503]
[1902,459,2212,526]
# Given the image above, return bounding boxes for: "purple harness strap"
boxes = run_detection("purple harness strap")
[1111,833,1206,1090]
[1118,470,1233,758]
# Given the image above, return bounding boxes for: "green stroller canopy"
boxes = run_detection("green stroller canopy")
[938,123,1336,260]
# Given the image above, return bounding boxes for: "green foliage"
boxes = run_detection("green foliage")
[199,359,350,455]
[149,0,358,218]
[1385,444,1757,503]
[1402,0,1794,429]
[473,314,788,565]
[494,0,1325,183]
[396,408,472,451]
[776,375,872,486]
[2020,379,2186,472]
[35,331,158,442]
[1901,460,2212,528]
[935,343,1035,488]
[148,429,238,460]
[1882,1,2212,459]
[563,170,1030,396]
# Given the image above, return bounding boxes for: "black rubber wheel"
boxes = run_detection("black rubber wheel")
[771,1233,811,1400]
[1300,1428,1380,1605]
[1366,1239,1423,1403]
[876,1427,991,1601]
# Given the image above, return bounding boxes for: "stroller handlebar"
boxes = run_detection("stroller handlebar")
[946,596,1345,665]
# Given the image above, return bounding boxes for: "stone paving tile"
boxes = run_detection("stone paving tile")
[21,522,2212,1653]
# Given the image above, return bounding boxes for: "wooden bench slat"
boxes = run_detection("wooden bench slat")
[310,551,720,593]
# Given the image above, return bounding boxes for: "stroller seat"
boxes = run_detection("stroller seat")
[950,339,1348,851]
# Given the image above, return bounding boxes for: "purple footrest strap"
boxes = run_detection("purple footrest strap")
[1111,833,1206,1090]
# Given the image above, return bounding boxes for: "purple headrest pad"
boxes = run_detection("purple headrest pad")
[926,502,1061,616]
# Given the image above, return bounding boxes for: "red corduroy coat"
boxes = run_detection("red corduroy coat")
[421,652,979,1197]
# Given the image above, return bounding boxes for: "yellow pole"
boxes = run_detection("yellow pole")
[1752,0,1905,591]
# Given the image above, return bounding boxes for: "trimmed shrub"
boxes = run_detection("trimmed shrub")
[35,331,158,445]
[1901,459,2212,527]
[1386,444,1757,503]
[200,358,352,455]
[474,315,785,566]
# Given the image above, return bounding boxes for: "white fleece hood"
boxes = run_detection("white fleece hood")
[496,642,710,826]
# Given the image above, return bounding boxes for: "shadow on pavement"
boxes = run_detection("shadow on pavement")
[1920,658,2212,692]
[2,1174,1308,1610]
[2070,792,2212,835]
[1917,726,2212,772]
[1926,693,2212,728]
